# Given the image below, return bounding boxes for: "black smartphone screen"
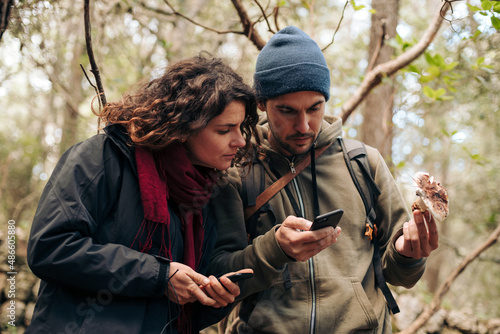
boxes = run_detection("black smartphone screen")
[310,209,344,231]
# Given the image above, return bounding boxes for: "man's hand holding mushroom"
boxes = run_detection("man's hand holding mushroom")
[395,172,449,259]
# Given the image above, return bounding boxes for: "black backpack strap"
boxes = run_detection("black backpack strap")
[242,157,293,290]
[339,137,400,315]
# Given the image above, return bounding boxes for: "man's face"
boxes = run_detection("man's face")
[260,91,325,157]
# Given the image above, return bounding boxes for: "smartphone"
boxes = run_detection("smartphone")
[226,272,254,283]
[310,209,344,231]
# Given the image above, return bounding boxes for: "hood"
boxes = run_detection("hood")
[256,113,343,156]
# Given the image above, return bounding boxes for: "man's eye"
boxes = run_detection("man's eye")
[279,108,294,114]
[218,130,230,134]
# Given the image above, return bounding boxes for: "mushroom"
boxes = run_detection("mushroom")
[411,171,449,223]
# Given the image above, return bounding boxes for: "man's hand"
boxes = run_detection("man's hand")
[275,216,341,261]
[164,262,215,306]
[202,269,253,308]
[395,210,439,258]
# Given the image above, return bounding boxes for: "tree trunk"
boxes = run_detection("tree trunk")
[59,39,85,153]
[361,0,399,161]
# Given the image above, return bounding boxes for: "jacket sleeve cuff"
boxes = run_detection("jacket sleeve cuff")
[254,225,293,270]
[154,255,171,296]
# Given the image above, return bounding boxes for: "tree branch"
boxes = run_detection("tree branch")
[322,0,349,52]
[339,1,451,122]
[273,5,281,32]
[398,221,500,334]
[231,0,267,50]
[0,0,13,42]
[366,19,386,72]
[163,0,244,35]
[84,0,107,107]
[254,0,275,33]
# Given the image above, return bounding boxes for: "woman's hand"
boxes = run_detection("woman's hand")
[164,262,216,306]
[202,269,254,308]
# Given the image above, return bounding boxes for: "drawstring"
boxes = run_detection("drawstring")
[310,144,320,218]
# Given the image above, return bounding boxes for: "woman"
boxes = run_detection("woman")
[26,54,258,334]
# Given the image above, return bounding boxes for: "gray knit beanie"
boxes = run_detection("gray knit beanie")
[254,26,330,101]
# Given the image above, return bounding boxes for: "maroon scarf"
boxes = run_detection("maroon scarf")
[132,143,217,270]
[133,144,217,333]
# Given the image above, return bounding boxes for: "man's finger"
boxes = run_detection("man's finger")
[282,216,312,231]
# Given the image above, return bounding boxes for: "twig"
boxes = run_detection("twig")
[273,5,280,31]
[231,0,267,50]
[80,63,102,129]
[398,222,500,334]
[80,64,99,97]
[339,1,451,122]
[84,0,107,107]
[322,0,349,51]
[138,0,175,17]
[366,20,386,72]
[0,0,13,42]
[163,0,243,35]
[254,0,275,33]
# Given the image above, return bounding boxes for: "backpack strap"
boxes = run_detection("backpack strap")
[339,137,400,315]
[243,143,331,221]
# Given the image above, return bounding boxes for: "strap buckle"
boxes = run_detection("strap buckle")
[365,221,378,241]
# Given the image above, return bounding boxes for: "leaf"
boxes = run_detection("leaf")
[472,29,482,39]
[424,52,436,65]
[369,9,376,14]
[467,3,482,11]
[420,75,433,83]
[474,75,488,86]
[438,95,454,101]
[351,0,366,11]
[491,16,500,30]
[407,65,419,73]
[427,65,441,78]
[434,88,446,98]
[422,85,436,98]
[396,33,403,45]
[443,61,459,71]
[481,0,492,11]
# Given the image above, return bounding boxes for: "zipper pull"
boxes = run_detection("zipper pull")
[290,161,296,174]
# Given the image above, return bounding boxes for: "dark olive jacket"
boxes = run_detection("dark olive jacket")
[208,115,426,334]
[27,124,226,334]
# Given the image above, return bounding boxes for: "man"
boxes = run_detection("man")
[208,26,438,333]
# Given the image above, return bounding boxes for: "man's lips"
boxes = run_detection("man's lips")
[288,134,314,145]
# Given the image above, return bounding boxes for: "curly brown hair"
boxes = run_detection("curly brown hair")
[98,54,259,168]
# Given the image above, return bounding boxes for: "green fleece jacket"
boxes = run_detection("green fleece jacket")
[208,115,426,334]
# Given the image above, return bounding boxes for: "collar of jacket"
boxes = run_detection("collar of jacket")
[104,123,138,174]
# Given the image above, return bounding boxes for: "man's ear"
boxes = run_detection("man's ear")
[257,101,266,111]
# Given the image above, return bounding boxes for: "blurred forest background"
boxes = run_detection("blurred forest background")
[0,0,499,333]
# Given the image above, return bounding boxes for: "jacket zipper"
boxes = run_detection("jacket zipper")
[288,158,316,334]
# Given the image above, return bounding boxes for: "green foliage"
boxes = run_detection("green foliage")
[350,0,365,11]
[468,0,500,30]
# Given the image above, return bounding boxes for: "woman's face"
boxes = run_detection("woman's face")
[185,100,247,171]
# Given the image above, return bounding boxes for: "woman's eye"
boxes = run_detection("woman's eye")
[218,130,230,135]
